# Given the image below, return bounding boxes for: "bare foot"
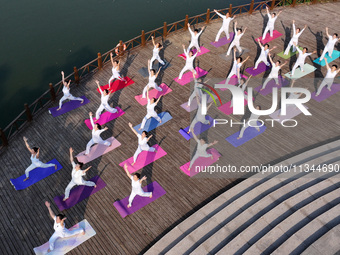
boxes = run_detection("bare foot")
[149,193,153,198]
[47,248,51,253]
[94,185,97,188]
[82,229,86,235]
[127,204,131,208]
[131,162,135,166]
[257,129,260,132]
[159,120,162,124]
[138,128,142,130]
[237,137,241,140]
[211,155,213,159]
[81,100,84,104]
[23,177,29,182]
[328,88,331,91]
[55,165,57,170]
[63,197,69,202]
[186,104,190,108]
[260,88,264,91]
[56,108,61,111]
[188,167,191,172]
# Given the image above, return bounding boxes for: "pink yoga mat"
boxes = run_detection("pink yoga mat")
[218,96,251,116]
[178,46,210,59]
[84,107,125,130]
[134,83,172,106]
[180,95,216,112]
[119,145,167,173]
[174,67,208,86]
[180,148,221,177]
[76,137,121,164]
[257,30,283,44]
[218,75,248,91]
[96,77,135,94]
[269,106,309,122]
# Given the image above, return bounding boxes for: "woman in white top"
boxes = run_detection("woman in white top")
[123,164,152,208]
[57,71,84,111]
[23,136,57,181]
[253,39,276,69]
[63,148,96,201]
[188,93,213,135]
[129,122,156,165]
[237,105,262,139]
[178,44,198,80]
[226,48,250,85]
[319,27,340,62]
[214,9,236,42]
[262,6,282,40]
[290,43,316,76]
[45,201,85,252]
[316,59,340,96]
[261,53,287,90]
[95,80,117,120]
[142,60,162,99]
[230,75,252,108]
[139,89,162,130]
[85,112,111,155]
[226,21,247,56]
[187,23,205,52]
[108,52,126,88]
[188,128,218,171]
[150,36,165,69]
[283,20,307,55]
[187,77,203,108]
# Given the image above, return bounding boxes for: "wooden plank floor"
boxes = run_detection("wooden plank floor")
[1,2,340,255]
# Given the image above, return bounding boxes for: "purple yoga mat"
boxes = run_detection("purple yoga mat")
[179,115,214,141]
[245,62,271,76]
[269,106,309,122]
[178,46,210,59]
[218,75,248,91]
[254,76,289,96]
[174,67,208,86]
[84,107,125,130]
[210,33,235,47]
[134,83,172,106]
[257,30,283,44]
[311,84,340,102]
[113,181,166,218]
[226,122,267,147]
[54,176,106,211]
[49,96,89,117]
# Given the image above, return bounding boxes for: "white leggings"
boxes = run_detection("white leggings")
[142,82,162,98]
[262,26,274,40]
[227,41,242,55]
[141,113,161,129]
[188,41,200,52]
[189,117,210,132]
[128,190,152,207]
[239,123,260,138]
[59,95,83,109]
[25,162,56,178]
[133,146,156,163]
[95,104,117,120]
[188,89,202,107]
[109,73,124,86]
[189,151,212,169]
[291,62,304,76]
[49,227,84,251]
[215,27,230,41]
[320,46,334,61]
[262,76,279,90]
[64,180,96,199]
[179,65,196,80]
[254,57,269,69]
[284,40,297,55]
[85,139,111,155]
[316,80,333,96]
[150,55,165,69]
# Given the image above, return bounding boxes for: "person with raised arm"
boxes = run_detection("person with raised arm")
[149,36,165,69]
[139,89,162,130]
[226,48,250,85]
[226,21,247,56]
[57,71,84,111]
[214,9,236,42]
[63,148,96,201]
[290,43,316,76]
[128,122,156,166]
[316,59,340,96]
[187,76,203,108]
[45,201,85,253]
[142,60,162,98]
[319,27,339,62]
[262,6,282,40]
[108,52,127,88]
[283,20,307,55]
[253,39,277,70]
[85,112,111,155]
[187,23,205,53]
[95,80,117,120]
[178,44,198,80]
[22,136,57,182]
[123,164,152,208]
[261,53,287,90]
[230,75,253,108]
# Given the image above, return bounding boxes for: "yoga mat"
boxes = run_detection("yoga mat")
[311,84,340,102]
[138,61,171,78]
[245,62,271,76]
[84,107,125,130]
[269,106,309,122]
[284,64,316,79]
[10,159,62,191]
[113,181,166,218]
[218,98,249,116]
[180,95,216,112]
[218,75,248,91]
[277,46,303,59]
[210,33,235,47]
[180,148,221,177]
[313,50,340,66]
[76,137,121,164]
[178,46,210,59]
[257,30,283,44]
[53,176,106,211]
[226,122,267,147]
[219,48,250,62]
[33,219,96,255]
[179,115,214,141]
[118,145,167,173]
[254,76,289,96]
[96,77,134,94]
[134,83,172,106]
[134,112,172,134]
[49,96,89,117]
[174,67,208,86]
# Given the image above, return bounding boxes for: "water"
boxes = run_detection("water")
[0,0,253,128]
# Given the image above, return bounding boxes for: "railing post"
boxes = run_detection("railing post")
[292,0,297,7]
[141,30,146,46]
[229,4,232,15]
[49,83,56,101]
[249,0,255,14]
[270,0,276,10]
[206,8,210,24]
[24,104,33,122]
[163,22,167,38]
[97,52,103,70]
[184,15,189,30]
[73,66,80,84]
[0,128,8,147]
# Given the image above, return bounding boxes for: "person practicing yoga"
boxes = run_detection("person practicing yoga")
[226,48,250,85]
[319,27,339,62]
[149,36,165,69]
[187,76,203,108]
[95,80,117,120]
[230,75,253,108]
[214,9,236,42]
[261,6,282,40]
[261,53,287,90]
[226,21,247,56]
[139,89,162,130]
[108,52,127,88]
[316,59,340,96]
[187,23,205,52]
[253,39,277,70]
[283,20,306,55]
[289,43,316,77]
[142,60,162,99]
[178,44,198,80]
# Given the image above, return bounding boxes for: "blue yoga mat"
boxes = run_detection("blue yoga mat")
[10,159,63,190]
[313,50,340,66]
[134,112,172,134]
[48,96,90,117]
[226,122,267,147]
[179,115,214,141]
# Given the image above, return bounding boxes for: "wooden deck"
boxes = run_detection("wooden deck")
[1,2,340,254]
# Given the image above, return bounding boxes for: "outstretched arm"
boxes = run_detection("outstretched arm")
[69,147,74,165]
[139,176,147,184]
[299,24,307,35]
[244,75,252,86]
[280,61,288,68]
[89,112,95,128]
[207,102,213,111]
[241,56,250,65]
[61,71,66,86]
[146,134,153,142]
[325,58,330,70]
[257,39,263,48]
[198,27,205,36]
[151,36,156,47]
[23,136,34,154]
[207,140,218,148]
[182,44,188,57]
[155,67,162,77]
[190,127,199,142]
[268,53,274,65]
[110,52,114,66]
[269,46,277,52]
[234,21,237,33]
[243,27,247,34]
[214,9,224,18]
[187,23,193,35]
[155,95,162,104]
[277,10,282,17]
[95,80,103,95]
[147,60,151,75]
[128,122,138,136]
[45,201,55,220]
[325,27,330,37]
[84,166,92,173]
[123,164,132,179]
